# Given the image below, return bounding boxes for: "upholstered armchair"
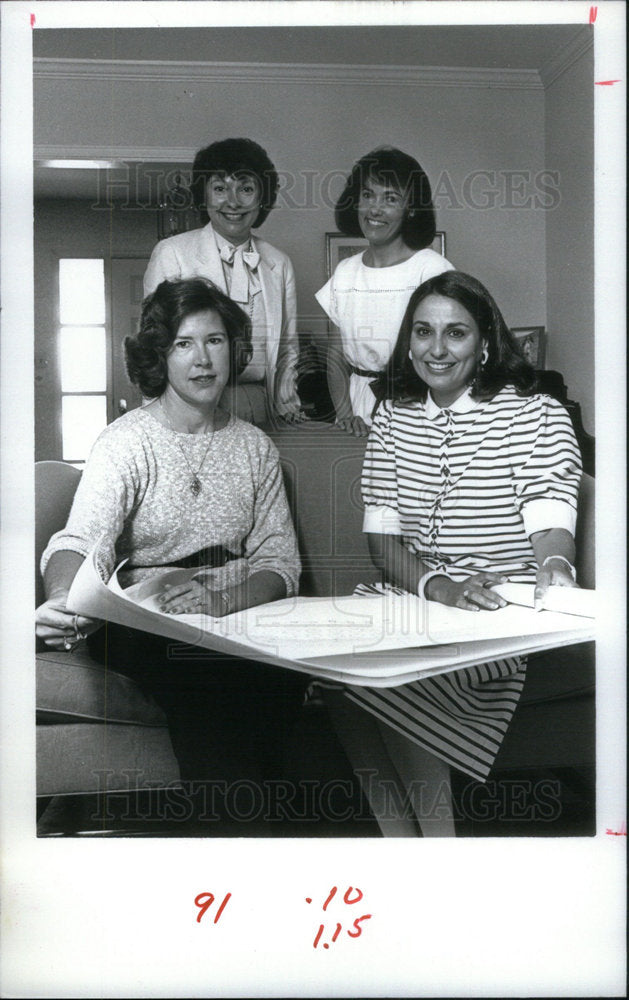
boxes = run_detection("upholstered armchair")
[35,461,180,834]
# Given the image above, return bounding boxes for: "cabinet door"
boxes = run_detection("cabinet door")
[110,258,149,418]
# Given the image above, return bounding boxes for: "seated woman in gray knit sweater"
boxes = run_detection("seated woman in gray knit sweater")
[36,278,302,785]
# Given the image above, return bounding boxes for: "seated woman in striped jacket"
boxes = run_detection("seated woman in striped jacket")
[325,270,582,836]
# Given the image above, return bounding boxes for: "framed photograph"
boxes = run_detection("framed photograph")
[511,325,546,369]
[325,231,446,278]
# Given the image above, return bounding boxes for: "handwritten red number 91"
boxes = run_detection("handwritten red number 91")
[195,891,232,924]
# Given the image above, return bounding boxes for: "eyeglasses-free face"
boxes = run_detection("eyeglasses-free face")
[357,177,410,249]
[409,294,487,408]
[205,173,262,245]
[165,309,231,413]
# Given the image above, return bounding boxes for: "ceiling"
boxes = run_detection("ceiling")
[33,23,587,202]
[33,24,584,70]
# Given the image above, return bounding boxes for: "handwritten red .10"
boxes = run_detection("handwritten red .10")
[306,885,372,949]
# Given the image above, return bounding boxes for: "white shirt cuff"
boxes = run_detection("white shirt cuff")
[363,505,402,535]
[522,498,577,537]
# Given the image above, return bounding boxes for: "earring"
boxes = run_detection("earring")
[470,348,489,395]
[408,349,413,360]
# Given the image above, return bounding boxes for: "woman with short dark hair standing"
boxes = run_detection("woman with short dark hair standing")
[144,138,303,423]
[316,146,454,435]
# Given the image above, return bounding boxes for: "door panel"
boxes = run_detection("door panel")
[110,258,149,418]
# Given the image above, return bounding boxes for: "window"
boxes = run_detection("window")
[58,259,108,464]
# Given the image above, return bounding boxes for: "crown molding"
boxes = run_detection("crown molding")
[35,146,196,163]
[33,57,543,91]
[538,25,593,89]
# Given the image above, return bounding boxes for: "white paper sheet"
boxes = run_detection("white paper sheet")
[67,541,595,686]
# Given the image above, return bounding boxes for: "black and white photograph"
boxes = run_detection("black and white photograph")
[1,0,625,996]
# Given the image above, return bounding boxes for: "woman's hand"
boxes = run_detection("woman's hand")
[534,557,578,611]
[282,409,308,424]
[426,572,508,612]
[157,579,230,617]
[36,598,100,650]
[331,416,370,437]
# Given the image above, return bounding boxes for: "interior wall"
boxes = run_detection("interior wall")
[35,68,549,458]
[256,80,548,344]
[35,71,547,339]
[544,45,595,432]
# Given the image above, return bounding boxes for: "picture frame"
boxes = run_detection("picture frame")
[325,231,446,278]
[511,325,546,369]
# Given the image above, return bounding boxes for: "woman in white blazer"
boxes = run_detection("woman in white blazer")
[144,138,304,423]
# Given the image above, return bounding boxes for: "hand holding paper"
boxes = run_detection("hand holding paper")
[492,582,594,618]
[533,559,579,611]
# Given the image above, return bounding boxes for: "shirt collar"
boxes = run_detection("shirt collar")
[212,226,254,256]
[424,387,479,419]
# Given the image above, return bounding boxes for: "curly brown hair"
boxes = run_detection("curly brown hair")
[190,137,279,228]
[125,278,252,398]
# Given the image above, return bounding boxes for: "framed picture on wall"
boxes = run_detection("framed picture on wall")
[325,231,446,279]
[511,326,546,369]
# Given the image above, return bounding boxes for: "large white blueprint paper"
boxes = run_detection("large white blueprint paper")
[67,541,595,688]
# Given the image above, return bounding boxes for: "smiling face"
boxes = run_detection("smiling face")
[357,175,409,249]
[165,309,231,413]
[409,294,486,408]
[205,172,261,245]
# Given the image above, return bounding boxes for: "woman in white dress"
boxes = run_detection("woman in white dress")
[316,146,454,435]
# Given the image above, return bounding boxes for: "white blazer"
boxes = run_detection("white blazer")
[143,222,300,418]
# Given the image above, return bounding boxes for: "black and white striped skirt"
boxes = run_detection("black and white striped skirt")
[313,582,527,782]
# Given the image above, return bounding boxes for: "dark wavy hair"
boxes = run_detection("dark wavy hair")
[374,271,537,405]
[190,137,279,228]
[125,278,252,398]
[335,146,437,251]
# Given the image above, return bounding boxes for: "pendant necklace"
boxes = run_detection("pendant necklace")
[159,398,216,496]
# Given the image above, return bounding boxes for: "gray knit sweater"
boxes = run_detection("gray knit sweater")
[42,409,301,594]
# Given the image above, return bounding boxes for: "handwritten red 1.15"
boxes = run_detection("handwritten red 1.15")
[194,891,232,924]
[305,885,372,949]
